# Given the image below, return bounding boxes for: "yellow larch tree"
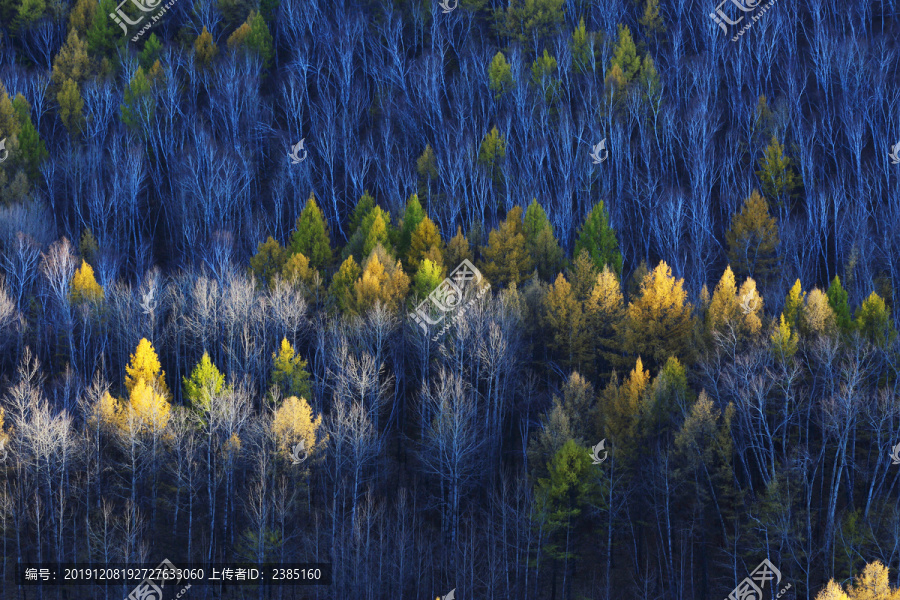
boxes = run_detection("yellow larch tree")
[272,395,324,462]
[124,338,170,399]
[620,261,694,369]
[69,259,104,304]
[353,249,410,313]
[125,378,171,434]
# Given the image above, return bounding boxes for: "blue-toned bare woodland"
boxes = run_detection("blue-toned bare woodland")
[0,0,899,598]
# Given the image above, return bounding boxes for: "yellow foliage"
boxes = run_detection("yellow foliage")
[816,561,900,600]
[126,378,171,434]
[272,396,323,460]
[354,251,410,313]
[282,252,311,284]
[621,261,694,368]
[706,266,740,334]
[69,259,104,304]
[816,581,851,600]
[124,338,170,398]
[737,277,763,336]
[803,288,836,337]
[847,561,900,600]
[0,406,10,450]
[90,390,122,431]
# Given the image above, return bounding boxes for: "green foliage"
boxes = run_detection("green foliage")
[58,78,85,136]
[725,190,779,285]
[329,256,361,314]
[607,25,641,85]
[639,0,665,40]
[530,49,559,104]
[12,95,47,180]
[120,67,155,131]
[523,198,563,280]
[826,276,853,333]
[416,145,438,197]
[535,439,598,562]
[756,136,802,207]
[183,352,227,415]
[854,292,895,348]
[644,356,687,438]
[397,194,425,260]
[488,52,515,99]
[478,126,506,186]
[413,258,444,298]
[570,18,593,73]
[227,11,274,69]
[272,338,311,400]
[574,200,623,276]
[499,0,565,44]
[16,0,45,27]
[86,0,120,60]
[250,236,288,288]
[79,228,99,266]
[348,191,375,238]
[289,194,333,269]
[138,34,163,71]
[362,207,392,258]
[345,204,394,261]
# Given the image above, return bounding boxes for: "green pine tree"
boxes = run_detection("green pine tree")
[348,191,375,238]
[289,194,333,269]
[120,67,154,131]
[272,338,311,400]
[397,194,425,260]
[574,201,623,276]
[183,352,228,415]
[523,198,564,280]
[826,275,853,333]
[12,95,47,180]
[86,0,119,60]
[488,52,515,98]
[138,33,162,71]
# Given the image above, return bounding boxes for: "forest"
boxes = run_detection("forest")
[0,0,899,598]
